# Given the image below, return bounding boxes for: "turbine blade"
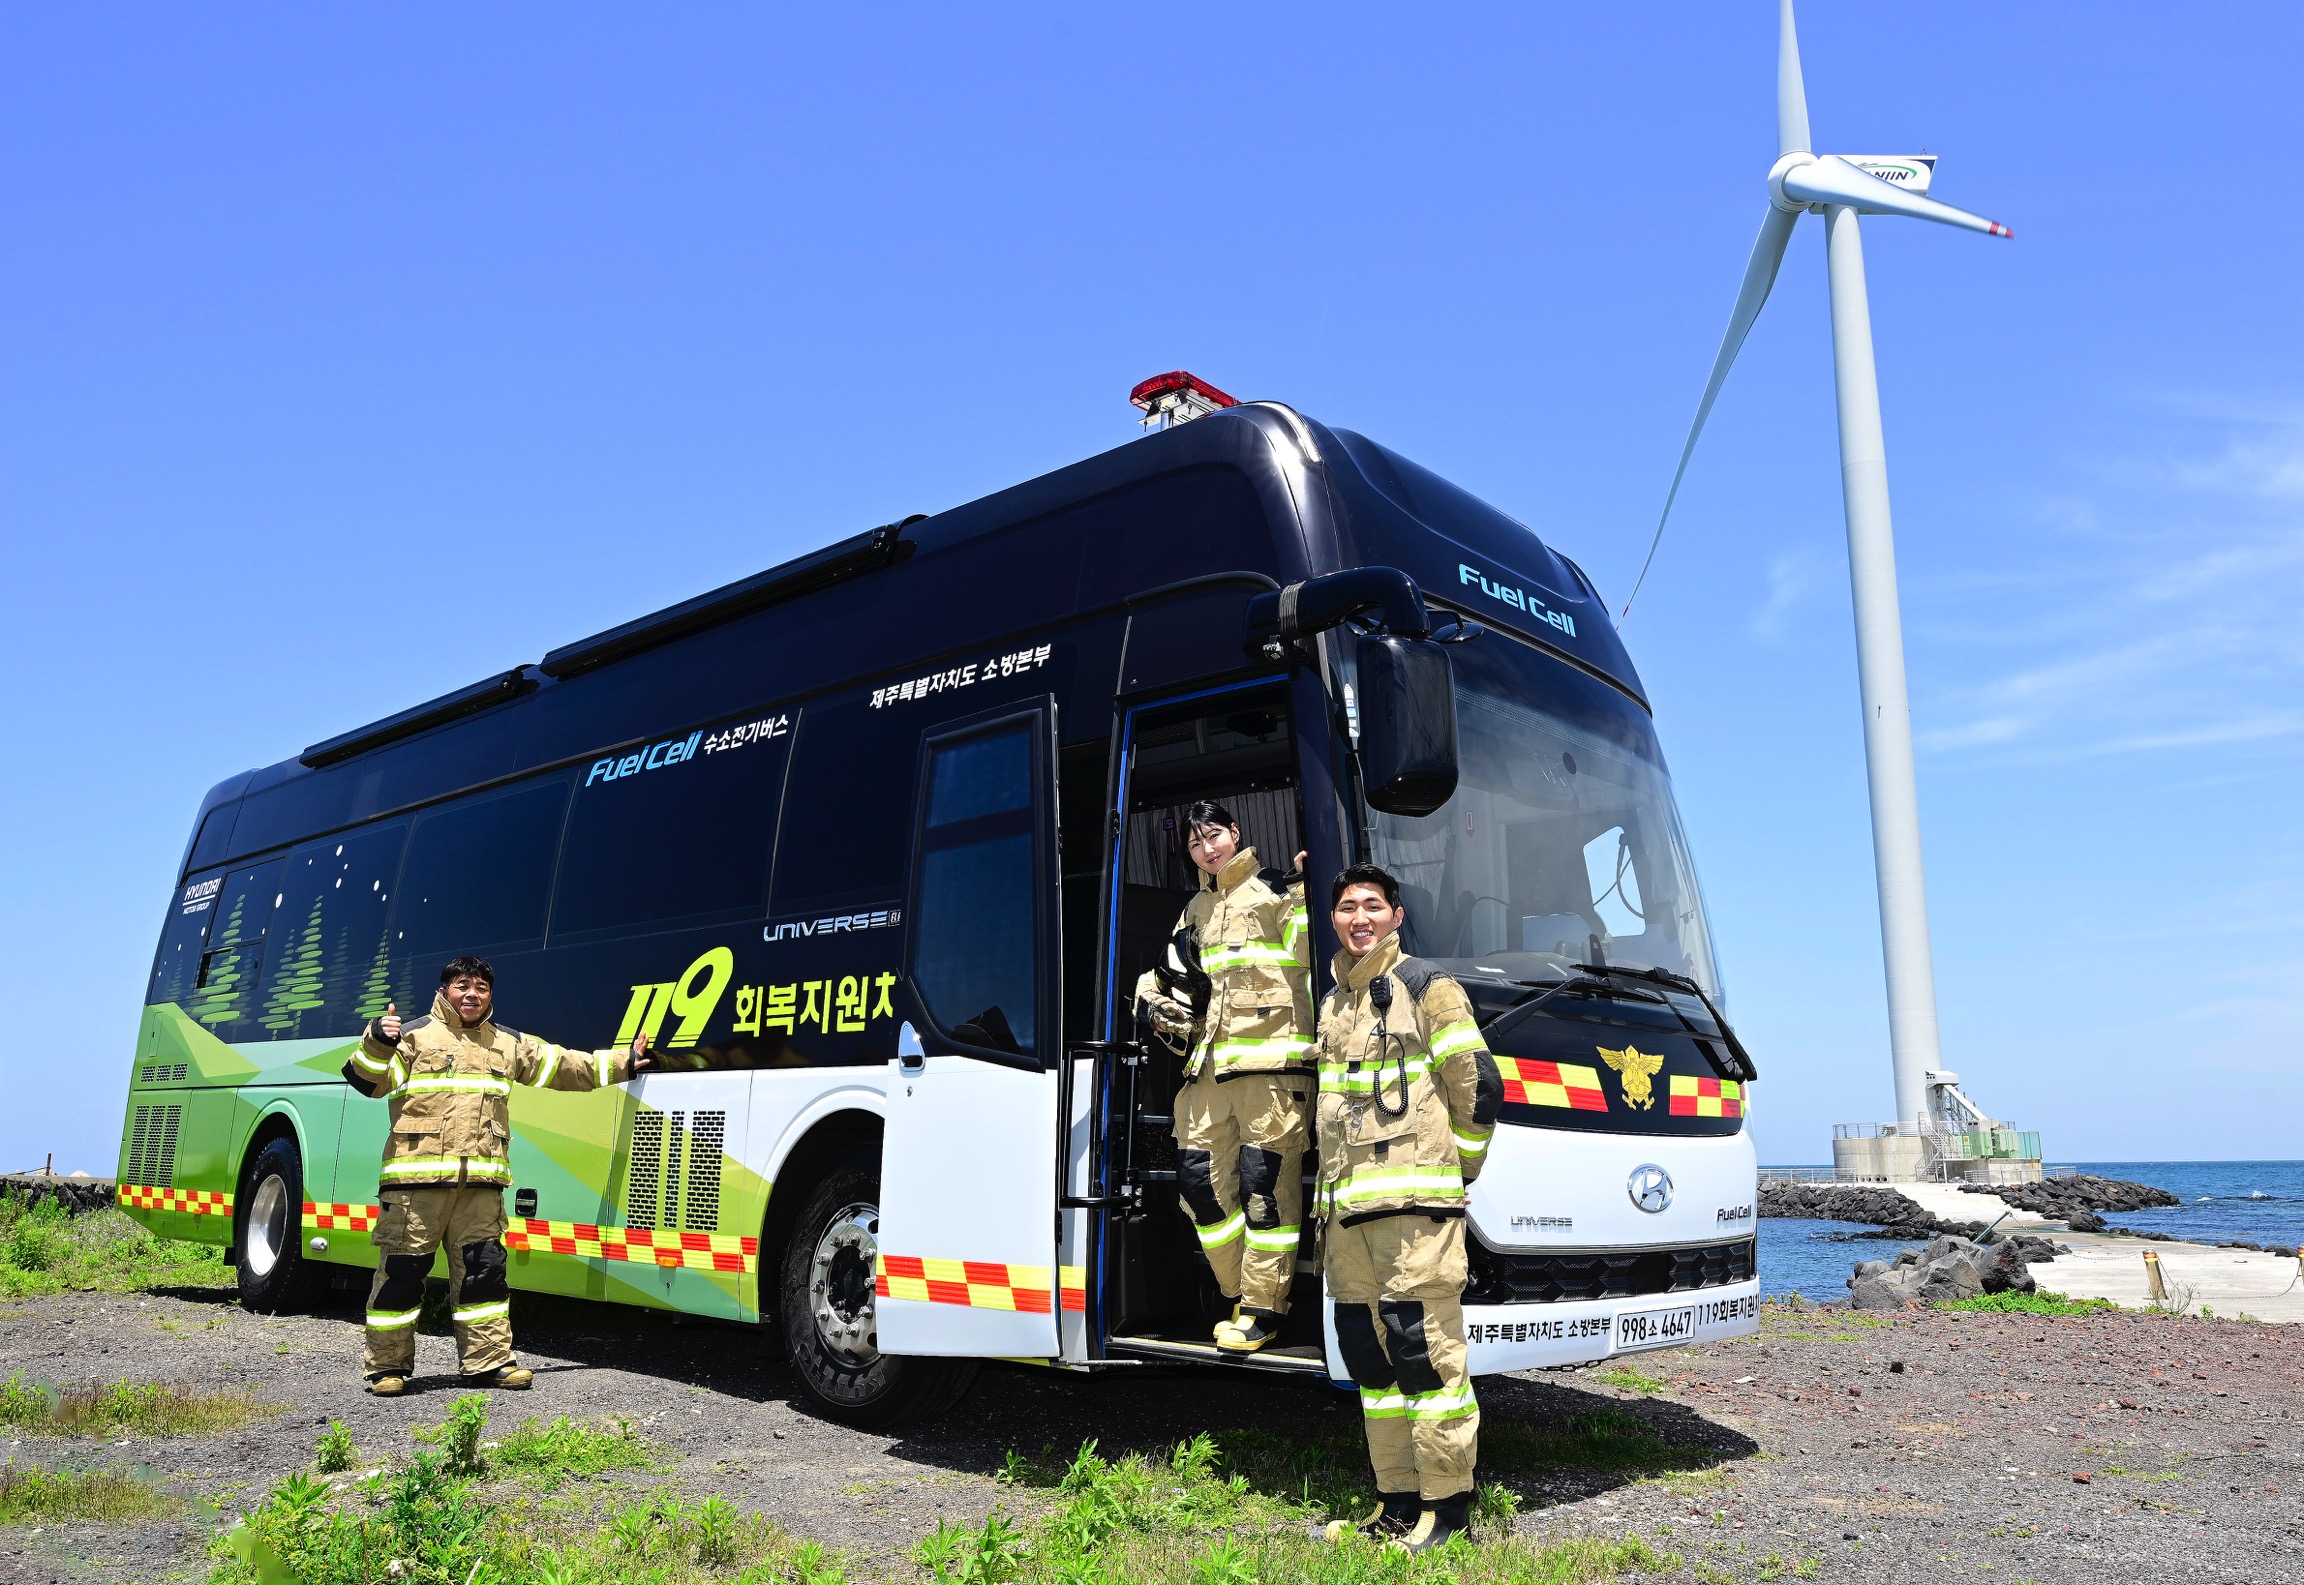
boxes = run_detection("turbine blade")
[1778,0,1811,156]
[1620,203,1803,624]
[1781,154,2012,236]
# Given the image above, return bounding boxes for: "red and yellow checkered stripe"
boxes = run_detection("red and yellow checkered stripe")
[1495,1057,1608,1112]
[1669,1075,1742,1117]
[875,1255,1087,1315]
[504,1218,758,1274]
[118,1185,232,1216]
[302,1201,381,1232]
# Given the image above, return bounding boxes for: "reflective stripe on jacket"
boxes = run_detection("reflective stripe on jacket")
[345,988,632,1190]
[1314,935,1504,1224]
[1172,848,1313,1079]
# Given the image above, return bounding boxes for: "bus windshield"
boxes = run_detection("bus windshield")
[1367,630,1722,999]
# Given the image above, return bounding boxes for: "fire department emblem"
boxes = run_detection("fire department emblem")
[1599,1044,1666,1110]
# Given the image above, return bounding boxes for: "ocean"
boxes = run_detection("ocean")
[1756,1160,2304,1302]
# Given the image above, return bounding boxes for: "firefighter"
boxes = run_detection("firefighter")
[344,955,654,1395]
[1132,801,1313,1353]
[1315,863,1503,1552]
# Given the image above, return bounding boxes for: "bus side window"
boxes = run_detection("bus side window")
[772,696,916,918]
[148,871,226,1008]
[183,859,284,1039]
[911,720,1042,1058]
[394,778,571,966]
[257,823,409,1040]
[550,713,791,945]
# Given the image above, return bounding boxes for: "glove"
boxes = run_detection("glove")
[1132,970,1197,1053]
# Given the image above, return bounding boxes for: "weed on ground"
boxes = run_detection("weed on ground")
[0,1372,277,1437]
[1593,1366,1667,1395]
[0,1464,184,1524]
[1937,1290,2123,1317]
[0,1192,231,1298]
[493,1413,667,1490]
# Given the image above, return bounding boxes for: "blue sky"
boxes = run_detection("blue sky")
[4,4,2298,1172]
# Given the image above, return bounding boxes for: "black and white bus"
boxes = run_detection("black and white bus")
[123,388,1758,1425]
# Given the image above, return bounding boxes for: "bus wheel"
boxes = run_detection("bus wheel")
[776,1154,977,1428]
[236,1135,327,1314]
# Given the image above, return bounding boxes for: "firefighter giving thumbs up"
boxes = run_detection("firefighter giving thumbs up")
[344,955,654,1395]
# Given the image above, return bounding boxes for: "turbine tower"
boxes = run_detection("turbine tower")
[1639,0,2011,1130]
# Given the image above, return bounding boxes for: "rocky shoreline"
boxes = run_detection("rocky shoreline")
[1761,1175,2300,1260]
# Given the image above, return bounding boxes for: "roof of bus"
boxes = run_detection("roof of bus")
[177,403,1641,876]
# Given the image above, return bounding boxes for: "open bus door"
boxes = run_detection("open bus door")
[876,699,1072,1357]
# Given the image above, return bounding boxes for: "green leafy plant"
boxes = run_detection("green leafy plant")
[314,1418,355,1474]
[694,1493,741,1566]
[413,1392,492,1477]
[1189,1536,1256,1584]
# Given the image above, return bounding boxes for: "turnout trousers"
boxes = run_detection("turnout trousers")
[1324,1213,1478,1501]
[363,1183,515,1379]
[1172,1073,1310,1315]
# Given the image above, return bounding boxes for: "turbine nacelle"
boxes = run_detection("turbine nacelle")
[1771,151,2012,237]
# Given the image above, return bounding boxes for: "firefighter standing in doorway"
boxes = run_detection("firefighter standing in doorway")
[1133,801,1313,1353]
[344,955,654,1395]
[1316,863,1504,1552]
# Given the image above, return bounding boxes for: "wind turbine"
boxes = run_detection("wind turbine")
[1632,0,2012,1131]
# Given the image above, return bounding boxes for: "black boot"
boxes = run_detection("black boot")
[1398,1491,1473,1553]
[1324,1491,1419,1543]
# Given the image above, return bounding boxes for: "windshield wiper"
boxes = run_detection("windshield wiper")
[1470,971,1663,1046]
[1574,963,1758,1082]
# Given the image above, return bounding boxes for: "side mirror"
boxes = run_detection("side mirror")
[1356,634,1458,817]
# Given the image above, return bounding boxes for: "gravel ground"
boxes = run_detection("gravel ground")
[1,1285,2297,1583]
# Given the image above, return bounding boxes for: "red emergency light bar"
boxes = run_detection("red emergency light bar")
[1129,370,1238,413]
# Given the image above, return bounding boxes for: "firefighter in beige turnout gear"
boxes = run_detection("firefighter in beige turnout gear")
[1132,801,1313,1352]
[344,956,653,1394]
[1315,863,1503,1553]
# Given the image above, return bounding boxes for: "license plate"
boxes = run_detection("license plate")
[1613,1304,1696,1353]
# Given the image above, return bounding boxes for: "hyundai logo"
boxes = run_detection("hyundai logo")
[1627,1164,1673,1214]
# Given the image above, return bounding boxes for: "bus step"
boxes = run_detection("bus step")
[1103,1335,1328,1375]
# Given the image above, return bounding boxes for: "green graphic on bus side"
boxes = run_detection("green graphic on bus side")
[118,1005,774,1322]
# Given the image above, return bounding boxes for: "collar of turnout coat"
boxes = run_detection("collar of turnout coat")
[1333,931,1406,996]
[1201,846,1266,897]
[429,987,501,1041]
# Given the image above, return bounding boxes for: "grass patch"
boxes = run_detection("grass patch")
[1937,1291,2122,1317]
[211,1412,1694,1585]
[0,1464,183,1524]
[1594,1366,1667,1395]
[0,1192,232,1298]
[493,1415,666,1490]
[0,1373,276,1438]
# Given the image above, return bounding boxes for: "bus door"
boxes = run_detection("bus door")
[877,698,1068,1357]
[1095,680,1310,1355]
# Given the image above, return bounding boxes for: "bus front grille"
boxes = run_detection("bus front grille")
[1465,1236,1756,1306]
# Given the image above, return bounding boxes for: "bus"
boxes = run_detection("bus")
[121,393,1760,1426]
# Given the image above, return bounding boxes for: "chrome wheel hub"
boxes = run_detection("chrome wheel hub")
[245,1173,290,1278]
[808,1201,880,1366]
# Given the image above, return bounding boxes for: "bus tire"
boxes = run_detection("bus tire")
[235,1135,327,1314]
[776,1154,978,1429]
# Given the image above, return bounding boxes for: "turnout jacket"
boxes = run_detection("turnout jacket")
[1156,847,1314,1080]
[345,989,636,1191]
[1314,934,1504,1224]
